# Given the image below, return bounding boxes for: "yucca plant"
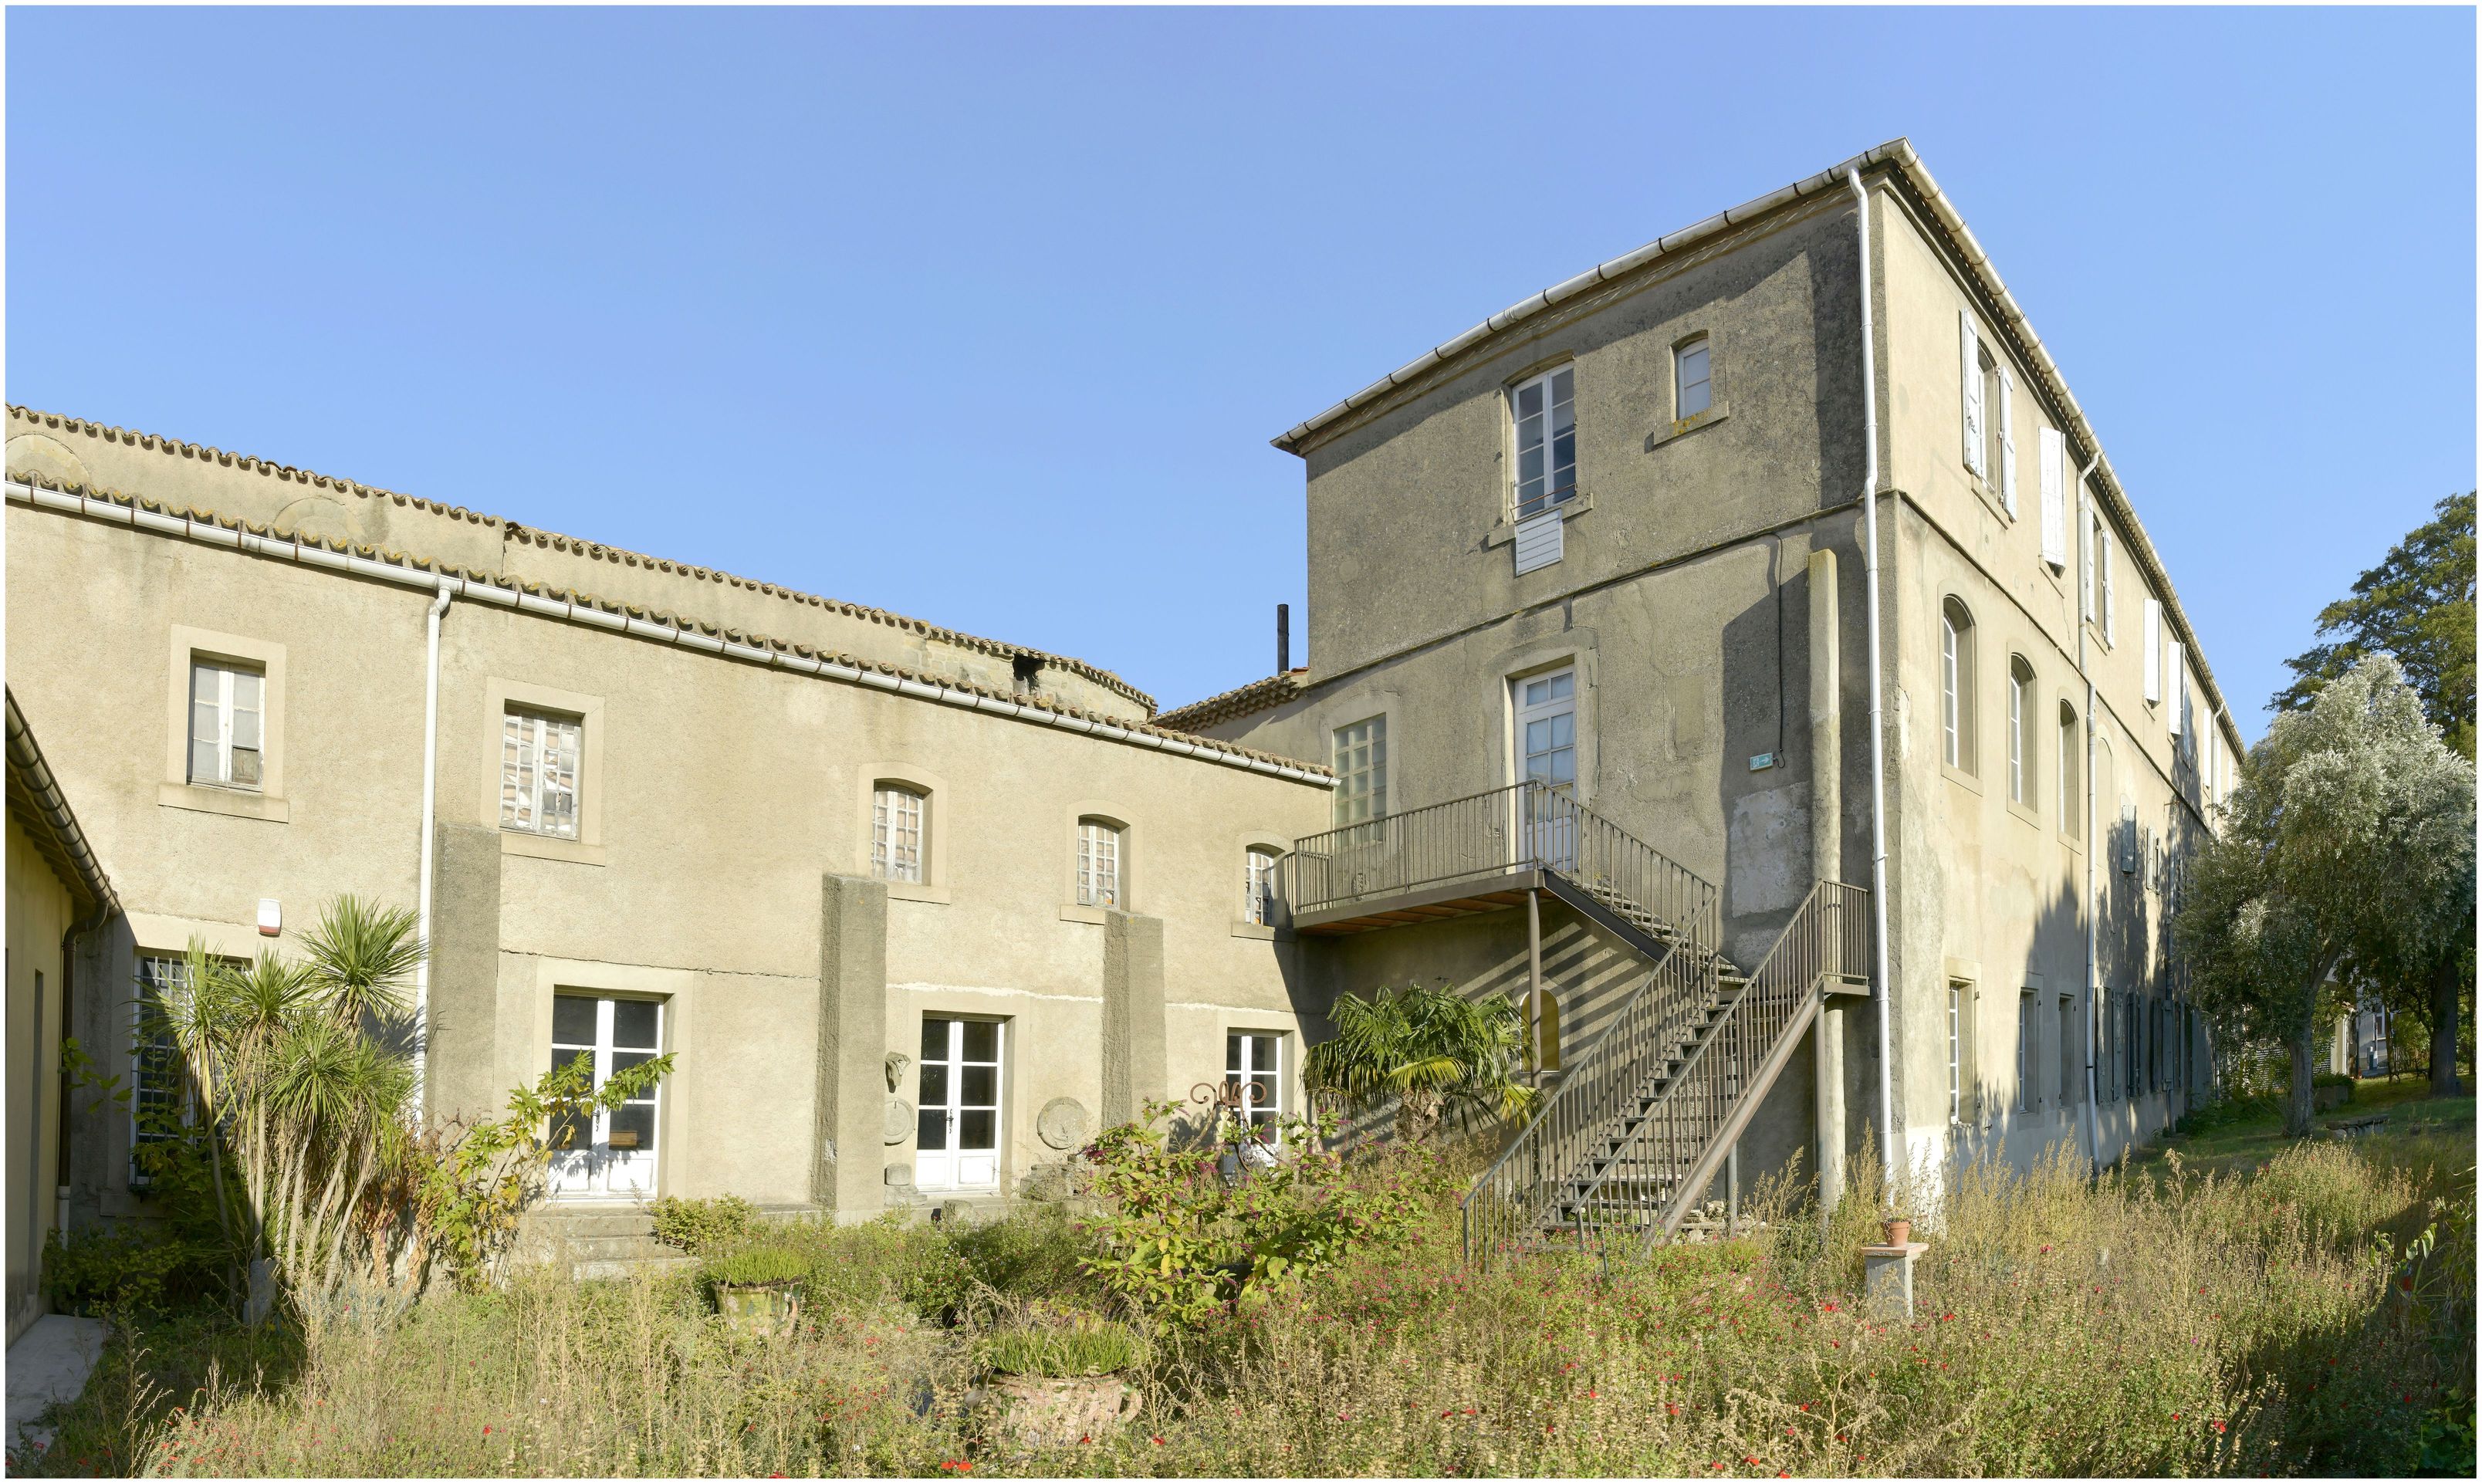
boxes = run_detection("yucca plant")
[1304,981,1536,1144]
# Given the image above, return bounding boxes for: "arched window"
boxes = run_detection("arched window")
[1940,597,1976,773]
[871,783,927,883]
[1243,846,1282,926]
[1077,817,1124,909]
[2057,701,2082,839]
[2007,657,2035,806]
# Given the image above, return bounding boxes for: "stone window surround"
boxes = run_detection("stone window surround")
[2004,653,2041,828]
[161,624,289,823]
[1937,595,1980,792]
[1230,829,1297,940]
[481,676,607,866]
[1497,645,1594,802]
[1060,800,1136,924]
[856,763,953,904]
[529,957,692,1204]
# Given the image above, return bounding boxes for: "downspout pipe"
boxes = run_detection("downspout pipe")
[1848,167,1897,1186]
[414,581,452,1120]
[2076,453,2103,1168]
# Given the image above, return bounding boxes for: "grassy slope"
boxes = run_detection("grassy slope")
[2132,1074,2477,1180]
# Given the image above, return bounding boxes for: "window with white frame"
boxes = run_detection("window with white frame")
[2058,995,2076,1109]
[1226,1031,1284,1144]
[131,954,208,1185]
[500,707,583,839]
[1947,984,1964,1124]
[872,784,927,884]
[1675,338,1712,420]
[2058,701,2082,840]
[1243,847,1280,926]
[188,658,265,791]
[1940,598,1976,773]
[1077,818,1123,909]
[1510,367,1577,521]
[1332,716,1388,830]
[2007,657,2034,806]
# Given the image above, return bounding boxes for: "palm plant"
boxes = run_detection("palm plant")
[1304,982,1537,1144]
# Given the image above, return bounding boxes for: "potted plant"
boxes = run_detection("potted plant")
[1880,1212,1912,1248]
[972,1311,1148,1450]
[700,1244,807,1334]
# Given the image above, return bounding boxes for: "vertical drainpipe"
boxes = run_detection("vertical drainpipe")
[414,581,454,1121]
[1847,167,1897,1185]
[2077,455,2103,1168]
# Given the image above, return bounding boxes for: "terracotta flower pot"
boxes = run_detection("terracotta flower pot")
[1881,1218,1912,1247]
[979,1372,1144,1450]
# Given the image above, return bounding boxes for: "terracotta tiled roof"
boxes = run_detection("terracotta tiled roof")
[5,405,1155,715]
[1155,671,1308,735]
[6,473,1330,786]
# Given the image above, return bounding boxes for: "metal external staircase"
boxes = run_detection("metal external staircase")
[1283,781,1867,1263]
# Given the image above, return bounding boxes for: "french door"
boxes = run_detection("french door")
[1518,669,1578,870]
[548,994,663,1199]
[915,1016,1003,1191]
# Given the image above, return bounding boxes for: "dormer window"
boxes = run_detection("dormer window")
[1511,367,1577,521]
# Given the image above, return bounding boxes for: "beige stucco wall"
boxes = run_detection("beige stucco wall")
[6,485,1329,1217]
[6,815,72,1341]
[5,407,1153,724]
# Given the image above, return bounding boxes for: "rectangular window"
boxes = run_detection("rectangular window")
[500,708,583,839]
[2126,993,2142,1100]
[187,659,265,791]
[1243,848,1280,926]
[1511,367,1577,520]
[1947,985,1963,1124]
[1941,620,1961,767]
[2058,705,2082,840]
[1226,1032,1284,1144]
[916,1016,1004,1191]
[2007,665,2027,803]
[547,993,664,1198]
[872,786,926,883]
[1332,717,1388,829]
[2017,992,2037,1110]
[131,955,195,1185]
[2059,996,2076,1109]
[1675,340,1712,420]
[1077,820,1122,908]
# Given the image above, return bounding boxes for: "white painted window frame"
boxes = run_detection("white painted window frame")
[500,707,583,840]
[187,658,265,792]
[1510,365,1579,522]
[1077,818,1123,909]
[872,784,928,884]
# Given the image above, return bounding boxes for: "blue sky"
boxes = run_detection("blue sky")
[8,8,2473,735]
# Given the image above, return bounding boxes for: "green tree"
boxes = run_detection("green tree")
[2180,657,2475,1134]
[1303,982,1536,1143]
[2277,491,2475,760]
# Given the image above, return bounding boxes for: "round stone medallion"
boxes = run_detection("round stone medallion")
[884,1097,915,1144]
[1036,1097,1091,1151]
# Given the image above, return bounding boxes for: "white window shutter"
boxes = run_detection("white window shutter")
[1960,311,1983,478]
[1997,368,2018,516]
[2101,529,2116,644]
[2039,428,2066,566]
[1513,509,1564,575]
[2142,599,2162,702]
[2166,641,2185,735]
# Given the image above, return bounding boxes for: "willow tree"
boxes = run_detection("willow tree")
[2179,656,2475,1134]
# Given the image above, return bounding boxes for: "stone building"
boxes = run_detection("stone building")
[8,137,2243,1259]
[1165,138,2240,1226]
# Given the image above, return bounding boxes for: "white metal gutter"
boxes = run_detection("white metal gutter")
[5,480,1333,789]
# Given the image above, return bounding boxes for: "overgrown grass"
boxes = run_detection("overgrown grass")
[17,1113,2473,1478]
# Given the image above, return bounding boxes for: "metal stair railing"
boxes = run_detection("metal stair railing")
[1557,880,1869,1252]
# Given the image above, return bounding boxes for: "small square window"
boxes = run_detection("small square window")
[187,659,265,791]
[501,707,583,839]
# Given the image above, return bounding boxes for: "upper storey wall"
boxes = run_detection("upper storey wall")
[2,407,1153,722]
[1293,197,1865,680]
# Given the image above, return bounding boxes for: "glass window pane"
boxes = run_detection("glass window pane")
[610,1049,658,1081]
[191,664,218,705]
[553,996,597,1045]
[607,1102,655,1151]
[1515,383,1542,419]
[1226,1034,1243,1073]
[921,1017,951,1061]
[233,671,262,711]
[918,1063,949,1109]
[549,1109,589,1151]
[961,1019,998,1063]
[190,735,219,786]
[611,999,659,1050]
[959,1110,996,1150]
[231,702,260,751]
[961,1066,996,1107]
[917,1107,949,1150]
[229,748,262,789]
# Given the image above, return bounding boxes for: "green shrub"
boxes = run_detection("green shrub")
[42,1225,215,1314]
[951,1203,1096,1300]
[2312,1071,2355,1091]
[698,1245,806,1288]
[648,1195,761,1254]
[774,1214,976,1320]
[978,1312,1145,1378]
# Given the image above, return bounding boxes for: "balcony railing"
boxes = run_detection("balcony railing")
[1284,780,1719,951]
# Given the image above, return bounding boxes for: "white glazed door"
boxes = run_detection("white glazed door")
[1518,669,1578,870]
[547,994,664,1199]
[915,1017,1003,1192]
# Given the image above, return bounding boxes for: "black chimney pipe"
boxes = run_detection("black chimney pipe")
[1277,603,1290,673]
